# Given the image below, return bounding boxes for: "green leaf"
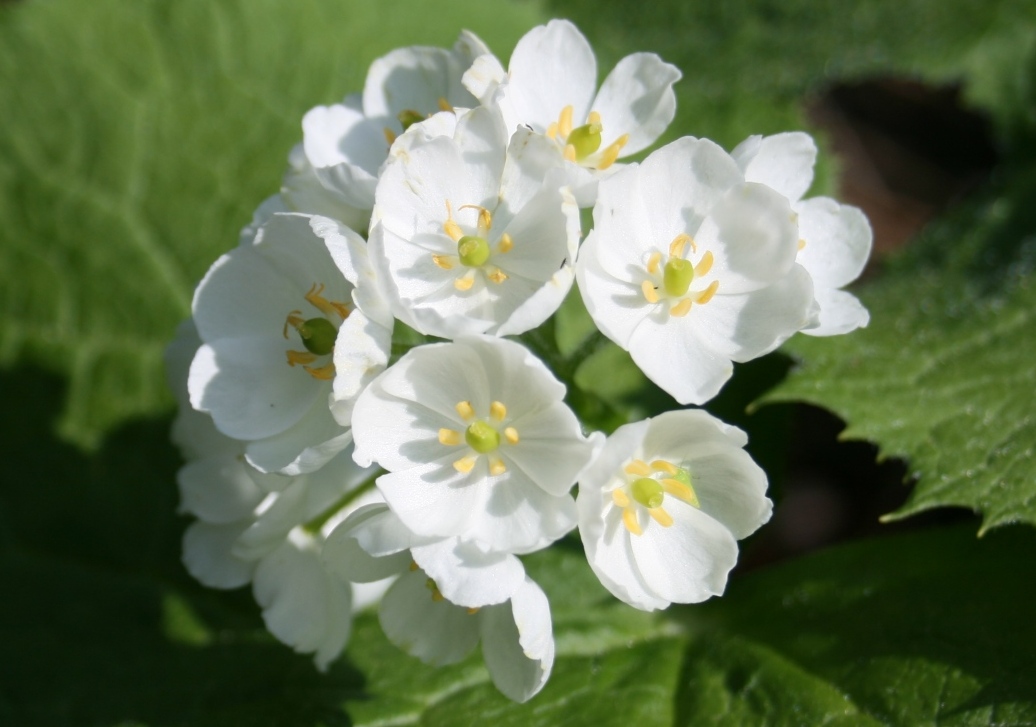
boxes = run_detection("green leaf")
[0,0,544,448]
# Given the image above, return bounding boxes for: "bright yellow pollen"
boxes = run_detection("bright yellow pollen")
[695,251,714,277]
[695,280,720,304]
[453,456,477,473]
[669,234,693,258]
[622,506,642,536]
[648,507,674,527]
[612,489,631,508]
[490,401,507,420]
[597,134,628,170]
[624,460,652,477]
[558,105,574,138]
[504,427,519,444]
[647,252,662,275]
[432,255,454,270]
[662,478,700,508]
[438,428,462,446]
[641,280,660,304]
[652,460,678,475]
[455,401,476,420]
[498,233,513,254]
[487,268,508,284]
[489,458,507,476]
[454,274,475,291]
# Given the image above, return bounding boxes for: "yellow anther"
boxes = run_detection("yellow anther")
[490,401,507,420]
[283,311,304,338]
[329,301,351,319]
[444,201,464,242]
[624,459,652,477]
[383,127,397,146]
[487,268,508,284]
[622,506,642,536]
[669,234,694,259]
[546,122,559,140]
[670,298,693,317]
[651,460,679,475]
[647,252,662,275]
[438,97,453,112]
[489,457,507,476]
[641,280,660,304]
[453,456,477,473]
[432,255,454,270]
[563,144,577,163]
[304,362,336,381]
[466,607,480,615]
[695,280,720,305]
[454,274,475,291]
[662,478,700,508]
[438,428,462,446]
[694,251,714,277]
[409,560,419,571]
[498,233,513,254]
[286,350,317,367]
[597,134,629,170]
[798,238,807,251]
[558,105,574,138]
[648,507,674,527]
[459,204,493,236]
[504,427,519,444]
[455,401,476,420]
[305,283,349,320]
[431,590,444,602]
[612,489,630,508]
[588,110,601,125]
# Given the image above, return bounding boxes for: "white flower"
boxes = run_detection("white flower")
[577,409,772,611]
[369,105,581,339]
[188,212,391,474]
[575,136,817,405]
[350,335,596,553]
[323,504,554,702]
[299,31,491,215]
[732,132,872,336]
[467,19,681,205]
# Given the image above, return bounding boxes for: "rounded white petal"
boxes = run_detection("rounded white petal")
[731,131,817,203]
[281,145,371,230]
[302,103,385,175]
[411,538,525,608]
[463,52,507,103]
[182,521,254,589]
[591,52,681,155]
[379,568,481,666]
[323,505,414,584]
[803,286,870,336]
[362,41,479,123]
[480,576,555,703]
[244,399,351,475]
[177,455,265,523]
[796,196,872,289]
[627,315,734,405]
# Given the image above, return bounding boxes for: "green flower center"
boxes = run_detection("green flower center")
[566,122,603,160]
[465,420,500,453]
[631,477,665,509]
[457,235,491,267]
[663,258,694,297]
[296,317,338,356]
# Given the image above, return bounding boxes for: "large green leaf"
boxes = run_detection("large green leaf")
[0,0,544,448]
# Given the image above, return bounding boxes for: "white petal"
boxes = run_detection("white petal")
[803,287,870,336]
[628,315,734,406]
[182,521,254,589]
[411,539,525,608]
[323,505,414,583]
[363,44,478,123]
[177,455,265,523]
[731,132,817,203]
[504,20,597,132]
[302,104,385,175]
[796,197,872,288]
[463,52,507,103]
[244,398,351,475]
[330,310,393,426]
[504,402,594,497]
[379,568,481,666]
[575,230,649,348]
[480,576,555,702]
[281,147,371,230]
[591,52,681,155]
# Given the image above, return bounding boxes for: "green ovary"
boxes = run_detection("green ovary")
[663,258,694,297]
[465,421,500,453]
[458,235,491,267]
[567,122,602,159]
[631,478,664,509]
[297,317,338,356]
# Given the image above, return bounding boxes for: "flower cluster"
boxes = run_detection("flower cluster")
[168,20,871,702]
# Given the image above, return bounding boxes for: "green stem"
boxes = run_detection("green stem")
[301,472,381,535]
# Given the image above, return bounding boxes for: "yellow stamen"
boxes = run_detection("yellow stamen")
[624,459,652,477]
[504,427,519,445]
[489,457,507,476]
[498,233,513,254]
[641,280,660,304]
[453,456,477,473]
[409,560,419,571]
[647,252,662,275]
[588,110,601,125]
[444,201,463,242]
[303,362,336,381]
[558,105,574,138]
[383,127,397,146]
[431,591,444,602]
[622,506,642,536]
[597,134,628,170]
[454,274,475,291]
[695,280,719,305]
[563,144,577,163]
[304,283,349,320]
[662,478,700,508]
[286,350,317,366]
[466,607,480,615]
[546,122,559,140]
[670,299,693,317]
[438,97,453,112]
[455,401,476,420]
[487,268,508,284]
[669,234,693,259]
[432,254,454,270]
[651,460,678,475]
[438,428,462,446]
[694,251,714,277]
[283,311,304,338]
[490,401,507,420]
[648,507,674,527]
[612,489,630,508]
[798,238,807,251]
[459,204,493,236]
